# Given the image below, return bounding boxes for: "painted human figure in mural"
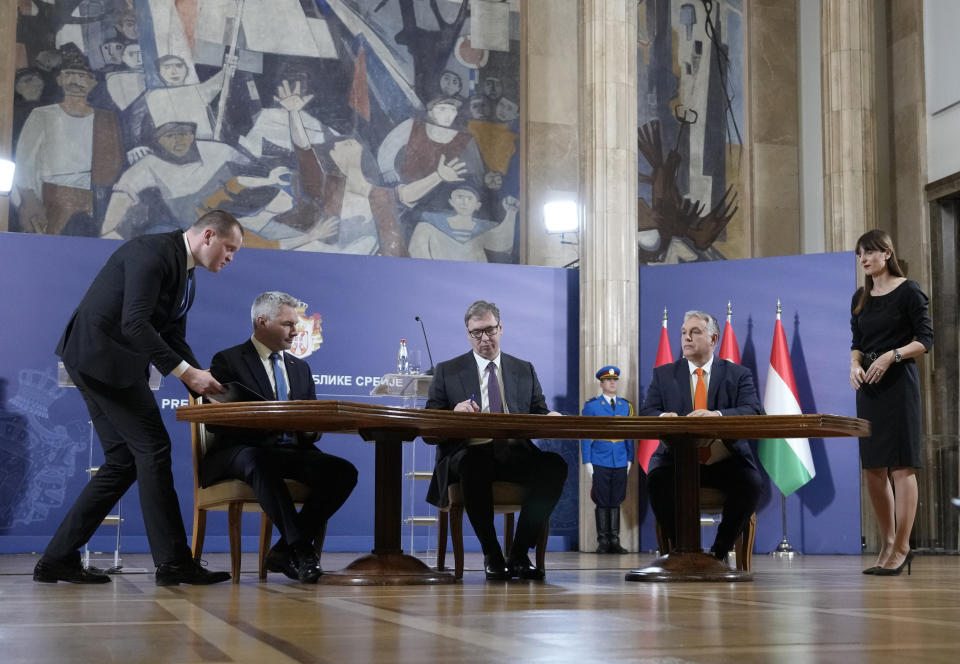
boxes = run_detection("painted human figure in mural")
[143,54,237,141]
[98,38,126,71]
[105,42,145,111]
[276,81,468,256]
[439,70,464,100]
[12,43,123,236]
[376,97,484,187]
[466,94,518,196]
[100,120,254,238]
[407,184,517,262]
[239,69,338,159]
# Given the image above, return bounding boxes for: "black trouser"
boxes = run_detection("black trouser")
[591,465,627,507]
[209,446,358,549]
[451,440,567,560]
[647,456,763,556]
[43,365,191,566]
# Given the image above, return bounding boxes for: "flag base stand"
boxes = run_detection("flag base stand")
[770,492,798,558]
[771,536,796,559]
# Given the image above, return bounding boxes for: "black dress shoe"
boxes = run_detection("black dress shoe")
[507,554,545,581]
[156,559,231,586]
[265,546,299,581]
[292,545,323,584]
[33,557,111,584]
[483,554,511,581]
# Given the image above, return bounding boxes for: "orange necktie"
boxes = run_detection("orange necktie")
[695,368,710,463]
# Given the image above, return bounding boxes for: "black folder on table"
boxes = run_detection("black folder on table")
[205,381,268,404]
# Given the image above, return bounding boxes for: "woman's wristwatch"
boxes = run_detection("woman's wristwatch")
[894,348,903,363]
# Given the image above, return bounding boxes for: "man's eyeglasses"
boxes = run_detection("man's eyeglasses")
[467,325,500,340]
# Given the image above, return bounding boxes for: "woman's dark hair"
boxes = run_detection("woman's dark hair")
[853,229,904,314]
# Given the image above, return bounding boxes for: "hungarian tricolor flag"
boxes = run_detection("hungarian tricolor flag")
[758,307,816,495]
[638,311,673,472]
[718,303,741,364]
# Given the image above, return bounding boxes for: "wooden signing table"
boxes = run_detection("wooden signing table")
[176,401,867,584]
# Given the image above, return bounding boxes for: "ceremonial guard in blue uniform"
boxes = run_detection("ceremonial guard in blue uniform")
[581,366,634,553]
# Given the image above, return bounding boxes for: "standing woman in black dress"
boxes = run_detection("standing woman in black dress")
[850,230,933,576]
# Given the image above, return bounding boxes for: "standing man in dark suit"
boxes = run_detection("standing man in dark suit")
[425,300,567,581]
[35,210,241,586]
[205,291,358,583]
[639,310,764,563]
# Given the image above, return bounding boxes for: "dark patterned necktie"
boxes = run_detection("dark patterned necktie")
[486,362,502,413]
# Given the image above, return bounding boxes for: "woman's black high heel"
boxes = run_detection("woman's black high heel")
[874,550,914,576]
[862,566,880,575]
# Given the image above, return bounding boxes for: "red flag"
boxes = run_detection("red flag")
[718,305,741,363]
[638,312,673,472]
[349,43,370,121]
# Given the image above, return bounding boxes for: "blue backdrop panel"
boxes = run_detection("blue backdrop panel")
[0,233,579,555]
[638,252,860,554]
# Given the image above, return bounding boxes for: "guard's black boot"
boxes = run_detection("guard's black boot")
[607,507,628,554]
[595,507,611,553]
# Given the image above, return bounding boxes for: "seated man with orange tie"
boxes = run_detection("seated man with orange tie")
[204,291,357,583]
[639,309,763,563]
[424,300,568,581]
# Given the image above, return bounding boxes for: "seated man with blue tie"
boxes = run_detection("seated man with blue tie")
[424,300,568,581]
[204,291,358,583]
[639,310,764,563]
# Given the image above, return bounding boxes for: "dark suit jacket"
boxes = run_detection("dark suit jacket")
[424,351,550,506]
[639,357,762,472]
[202,339,319,485]
[55,230,198,386]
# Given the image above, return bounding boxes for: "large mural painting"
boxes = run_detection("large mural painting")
[636,0,744,264]
[10,0,521,263]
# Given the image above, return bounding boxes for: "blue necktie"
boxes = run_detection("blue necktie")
[176,269,195,319]
[486,362,502,413]
[270,352,288,401]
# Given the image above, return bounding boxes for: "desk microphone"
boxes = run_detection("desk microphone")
[414,316,435,375]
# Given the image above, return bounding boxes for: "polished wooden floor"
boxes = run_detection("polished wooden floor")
[1,551,959,663]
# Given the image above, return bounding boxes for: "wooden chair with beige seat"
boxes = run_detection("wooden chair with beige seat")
[654,486,757,571]
[436,481,549,579]
[188,396,318,582]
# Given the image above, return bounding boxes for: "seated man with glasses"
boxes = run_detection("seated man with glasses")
[424,300,567,581]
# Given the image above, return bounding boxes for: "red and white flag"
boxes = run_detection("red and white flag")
[638,310,673,473]
[718,302,741,364]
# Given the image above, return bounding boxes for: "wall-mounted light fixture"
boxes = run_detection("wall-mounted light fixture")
[543,193,579,267]
[543,199,578,234]
[0,159,14,195]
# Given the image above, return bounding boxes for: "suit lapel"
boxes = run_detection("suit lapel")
[241,342,275,399]
[283,354,302,399]
[170,232,189,319]
[501,354,520,413]
[707,358,724,409]
[454,353,481,407]
[675,359,693,413]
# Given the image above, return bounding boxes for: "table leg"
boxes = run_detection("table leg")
[626,436,751,582]
[320,432,455,585]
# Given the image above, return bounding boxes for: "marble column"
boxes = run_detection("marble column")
[0,0,17,232]
[578,0,640,552]
[821,0,878,251]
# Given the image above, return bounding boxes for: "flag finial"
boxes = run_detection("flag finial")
[662,307,668,325]
[776,299,782,320]
[727,300,732,320]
